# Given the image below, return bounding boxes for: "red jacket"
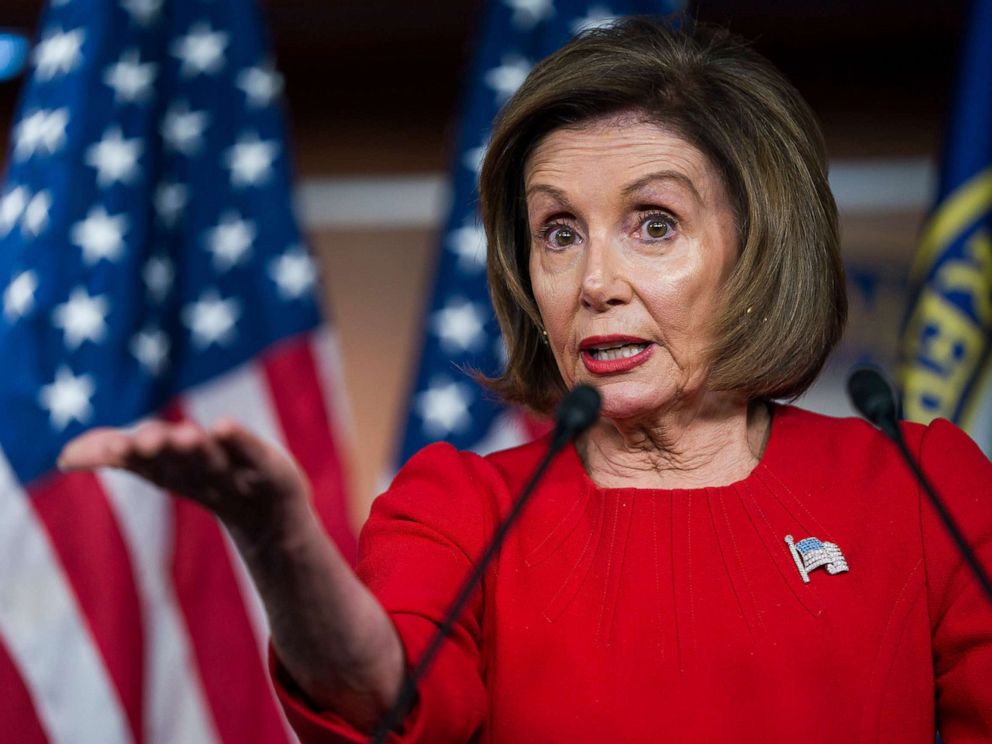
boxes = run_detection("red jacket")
[275,405,992,743]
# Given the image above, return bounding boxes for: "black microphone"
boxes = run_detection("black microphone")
[846,366,992,606]
[370,385,601,743]
[847,367,900,440]
[551,383,602,447]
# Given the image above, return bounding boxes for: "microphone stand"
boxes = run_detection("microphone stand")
[369,385,601,743]
[847,367,992,607]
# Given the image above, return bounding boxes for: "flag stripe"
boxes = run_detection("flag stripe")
[180,368,300,744]
[0,634,49,744]
[261,334,357,562]
[182,364,282,653]
[0,452,132,744]
[27,471,145,744]
[170,497,291,744]
[312,327,357,448]
[97,468,222,744]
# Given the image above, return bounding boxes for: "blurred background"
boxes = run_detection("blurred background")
[0,0,970,520]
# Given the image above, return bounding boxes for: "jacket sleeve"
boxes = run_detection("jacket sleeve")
[918,419,992,741]
[271,443,496,743]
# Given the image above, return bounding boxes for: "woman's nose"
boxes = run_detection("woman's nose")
[579,241,632,311]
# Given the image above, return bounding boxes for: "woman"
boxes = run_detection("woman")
[60,19,992,743]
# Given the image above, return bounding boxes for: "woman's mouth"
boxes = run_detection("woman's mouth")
[579,336,654,374]
[586,342,650,361]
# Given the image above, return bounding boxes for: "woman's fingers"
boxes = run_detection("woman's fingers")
[61,415,300,497]
[214,419,308,501]
[214,419,292,480]
[212,418,266,467]
[60,420,228,491]
[58,427,133,471]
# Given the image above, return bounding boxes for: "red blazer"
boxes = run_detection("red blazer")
[274,405,992,743]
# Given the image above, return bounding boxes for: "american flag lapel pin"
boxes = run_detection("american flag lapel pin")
[785,535,850,584]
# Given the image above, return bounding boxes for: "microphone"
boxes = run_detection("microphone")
[847,367,900,440]
[370,385,601,743]
[551,383,602,447]
[846,366,992,607]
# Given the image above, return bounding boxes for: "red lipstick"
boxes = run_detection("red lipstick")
[579,335,654,375]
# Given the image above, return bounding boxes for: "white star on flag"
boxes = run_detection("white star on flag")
[484,54,532,102]
[431,298,488,353]
[153,181,188,226]
[415,379,474,437]
[142,255,174,302]
[52,286,110,349]
[0,186,28,236]
[130,327,169,374]
[103,49,157,103]
[39,366,96,430]
[237,63,284,107]
[22,190,52,237]
[86,127,143,187]
[205,212,255,270]
[268,246,316,300]
[13,108,69,160]
[463,143,487,178]
[161,101,209,155]
[171,22,229,77]
[32,27,85,80]
[223,132,279,187]
[504,0,555,29]
[570,5,618,34]
[447,219,487,272]
[71,205,129,264]
[119,0,163,26]
[182,289,242,348]
[3,270,38,321]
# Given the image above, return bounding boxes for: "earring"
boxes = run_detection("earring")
[539,328,549,345]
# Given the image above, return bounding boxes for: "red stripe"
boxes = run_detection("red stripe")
[28,471,145,744]
[0,636,50,744]
[261,334,358,564]
[162,400,289,744]
[170,496,290,744]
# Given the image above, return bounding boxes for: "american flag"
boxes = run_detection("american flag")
[786,535,850,584]
[0,1,355,742]
[396,0,684,466]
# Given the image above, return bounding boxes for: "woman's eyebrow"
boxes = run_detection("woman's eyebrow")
[622,171,702,203]
[524,183,574,209]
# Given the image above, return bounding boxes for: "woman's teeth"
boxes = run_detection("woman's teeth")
[588,343,649,361]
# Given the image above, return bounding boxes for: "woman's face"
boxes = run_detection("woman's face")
[525,118,740,423]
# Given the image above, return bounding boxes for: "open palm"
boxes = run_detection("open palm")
[58,419,310,534]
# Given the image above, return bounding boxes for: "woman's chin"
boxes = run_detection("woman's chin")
[593,383,678,424]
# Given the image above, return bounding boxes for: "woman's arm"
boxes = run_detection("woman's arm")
[916,419,992,740]
[59,419,403,733]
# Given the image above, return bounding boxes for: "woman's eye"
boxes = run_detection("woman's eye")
[640,214,675,240]
[543,224,578,248]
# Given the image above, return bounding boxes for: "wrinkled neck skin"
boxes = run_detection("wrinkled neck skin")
[577,392,771,490]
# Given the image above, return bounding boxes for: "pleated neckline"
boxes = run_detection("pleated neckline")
[563,402,788,499]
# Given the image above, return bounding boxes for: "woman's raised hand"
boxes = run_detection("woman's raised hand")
[58,419,310,536]
[60,417,403,726]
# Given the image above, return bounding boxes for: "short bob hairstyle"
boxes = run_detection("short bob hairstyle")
[480,17,846,414]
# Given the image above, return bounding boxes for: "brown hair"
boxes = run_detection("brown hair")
[479,17,846,414]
